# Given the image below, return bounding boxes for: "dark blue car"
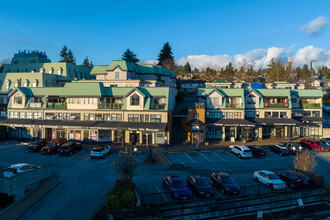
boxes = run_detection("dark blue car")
[163,176,192,200]
[269,144,290,156]
[186,175,214,198]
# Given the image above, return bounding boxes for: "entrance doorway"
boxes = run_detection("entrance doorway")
[276,126,284,138]
[142,133,152,146]
[45,128,52,139]
[130,131,140,145]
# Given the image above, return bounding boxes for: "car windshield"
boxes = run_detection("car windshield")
[92,148,103,152]
[268,174,279,180]
[60,146,68,150]
[195,179,209,186]
[243,150,251,153]
[172,180,186,188]
[32,141,41,145]
[221,176,235,184]
[48,143,57,147]
[5,168,17,172]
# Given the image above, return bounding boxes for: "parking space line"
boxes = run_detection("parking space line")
[70,150,85,159]
[155,186,168,202]
[0,143,19,149]
[212,152,227,162]
[184,152,196,163]
[225,152,244,162]
[215,191,226,199]
[199,152,213,163]
[4,145,27,152]
[99,153,116,164]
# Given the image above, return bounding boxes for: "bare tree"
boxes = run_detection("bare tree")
[114,153,138,180]
[294,150,317,173]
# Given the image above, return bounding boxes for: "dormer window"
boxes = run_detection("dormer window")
[130,94,140,106]
[115,71,120,79]
[247,94,256,104]
[210,93,219,106]
[40,68,44,73]
[14,93,22,104]
[57,68,62,75]
[49,68,53,74]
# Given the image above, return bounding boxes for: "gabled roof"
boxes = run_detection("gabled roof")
[255,89,290,97]
[90,65,108,75]
[107,60,137,72]
[291,89,323,98]
[125,87,146,97]
[60,82,104,97]
[8,87,33,97]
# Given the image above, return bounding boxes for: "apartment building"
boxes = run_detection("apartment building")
[2,82,176,145]
[205,80,305,90]
[0,50,93,115]
[180,88,323,144]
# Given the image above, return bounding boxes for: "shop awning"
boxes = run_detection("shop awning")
[251,118,302,126]
[206,119,256,127]
[294,117,326,124]
[0,119,167,132]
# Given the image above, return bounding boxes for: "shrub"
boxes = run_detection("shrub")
[105,178,136,210]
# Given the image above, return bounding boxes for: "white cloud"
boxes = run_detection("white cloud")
[301,16,328,35]
[140,46,330,70]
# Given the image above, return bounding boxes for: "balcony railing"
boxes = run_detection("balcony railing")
[264,102,288,108]
[300,102,321,108]
[150,103,166,110]
[30,102,42,108]
[46,103,67,109]
[224,103,243,109]
[98,103,123,109]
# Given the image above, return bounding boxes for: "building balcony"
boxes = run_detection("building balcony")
[264,102,288,108]
[98,103,123,109]
[46,103,67,109]
[30,102,42,108]
[224,103,243,109]
[150,103,166,110]
[300,102,321,108]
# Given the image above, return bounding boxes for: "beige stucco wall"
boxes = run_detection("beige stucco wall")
[10,91,26,109]
[105,67,128,80]
[206,91,223,109]
[126,91,144,111]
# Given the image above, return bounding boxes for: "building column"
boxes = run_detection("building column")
[139,131,143,145]
[111,130,115,143]
[234,127,237,139]
[258,127,263,140]
[222,127,225,142]
[285,126,288,138]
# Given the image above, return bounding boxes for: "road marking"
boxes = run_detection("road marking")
[225,152,244,162]
[156,186,168,202]
[212,152,227,162]
[99,153,116,164]
[4,145,27,152]
[199,152,213,163]
[70,150,85,159]
[215,191,226,199]
[0,143,19,149]
[184,152,196,163]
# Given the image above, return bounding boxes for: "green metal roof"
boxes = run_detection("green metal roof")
[213,80,228,83]
[291,89,323,98]
[90,65,108,75]
[254,89,290,97]
[60,82,104,97]
[107,60,137,72]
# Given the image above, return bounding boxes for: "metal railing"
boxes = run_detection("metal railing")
[98,103,123,109]
[224,103,243,109]
[46,103,67,109]
[150,103,166,110]
[264,102,288,108]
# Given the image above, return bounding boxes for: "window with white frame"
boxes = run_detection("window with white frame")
[34,112,42,119]
[130,94,140,106]
[5,82,9,90]
[111,114,122,121]
[14,93,23,104]
[150,114,161,122]
[9,112,18,118]
[19,112,25,119]
[210,93,220,106]
[115,71,120,79]
[128,114,139,122]
[26,112,32,119]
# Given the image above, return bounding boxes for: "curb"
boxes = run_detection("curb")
[200,150,212,153]
[214,149,226,152]
[167,151,180,154]
[186,150,198,153]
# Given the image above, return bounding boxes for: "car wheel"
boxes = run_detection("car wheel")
[238,154,241,159]
[221,188,225,195]
[279,152,282,156]
[229,148,232,153]
[255,177,259,182]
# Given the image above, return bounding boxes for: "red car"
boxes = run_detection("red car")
[299,139,329,152]
[41,139,67,155]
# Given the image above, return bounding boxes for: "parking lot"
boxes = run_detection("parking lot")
[0,141,148,220]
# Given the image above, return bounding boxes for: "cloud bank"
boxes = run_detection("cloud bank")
[141,45,330,70]
[301,16,328,35]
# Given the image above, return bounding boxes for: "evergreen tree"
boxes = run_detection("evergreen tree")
[0,63,4,73]
[183,62,192,73]
[82,56,90,67]
[301,64,311,81]
[67,49,76,64]
[266,58,285,82]
[121,49,140,64]
[59,46,68,62]
[157,42,174,69]
[296,67,302,80]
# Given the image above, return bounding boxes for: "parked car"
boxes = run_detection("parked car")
[254,170,286,190]
[228,145,252,159]
[247,145,266,158]
[27,139,48,152]
[186,175,214,198]
[320,138,330,146]
[268,144,290,156]
[275,170,310,189]
[58,142,82,156]
[211,172,241,195]
[90,145,111,159]
[300,139,330,152]
[163,176,192,200]
[281,142,303,154]
[41,139,67,155]
[3,163,40,178]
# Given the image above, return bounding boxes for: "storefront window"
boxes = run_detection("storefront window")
[272,112,279,118]
[26,112,32,119]
[111,114,122,121]
[128,114,139,122]
[206,127,214,138]
[19,112,25,119]
[311,127,319,136]
[104,114,110,121]
[63,113,70,120]
[9,112,18,118]
[234,112,241,119]
[214,112,221,118]
[280,112,287,118]
[99,130,111,141]
[215,127,222,139]
[95,114,103,121]
[225,112,232,119]
[150,114,161,122]
[304,111,311,117]
[265,112,271,118]
[84,113,94,121]
[71,113,81,120]
[312,111,320,117]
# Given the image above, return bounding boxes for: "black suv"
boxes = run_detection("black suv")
[58,142,82,156]
[275,170,310,189]
[186,175,214,198]
[282,142,303,154]
[247,145,266,158]
[268,144,290,156]
[27,139,48,152]
[211,172,240,195]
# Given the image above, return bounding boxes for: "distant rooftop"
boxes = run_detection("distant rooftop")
[10,50,51,64]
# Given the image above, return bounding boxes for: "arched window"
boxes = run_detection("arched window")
[14,93,22,105]
[14,80,20,88]
[40,68,44,73]
[23,80,29,87]
[57,68,62,75]
[48,68,53,74]
[247,94,256,105]
[32,80,38,87]
[5,80,11,90]
[210,93,219,106]
[130,94,140,106]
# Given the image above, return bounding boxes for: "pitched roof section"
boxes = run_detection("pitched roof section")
[60,82,104,97]
[255,89,290,97]
[291,89,323,98]
[90,60,176,78]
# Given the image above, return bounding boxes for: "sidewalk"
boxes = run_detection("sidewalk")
[0,177,60,220]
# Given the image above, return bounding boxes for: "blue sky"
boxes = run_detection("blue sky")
[0,0,329,69]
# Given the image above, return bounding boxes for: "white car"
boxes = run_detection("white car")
[3,163,40,178]
[229,145,252,158]
[254,170,286,190]
[90,145,111,159]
